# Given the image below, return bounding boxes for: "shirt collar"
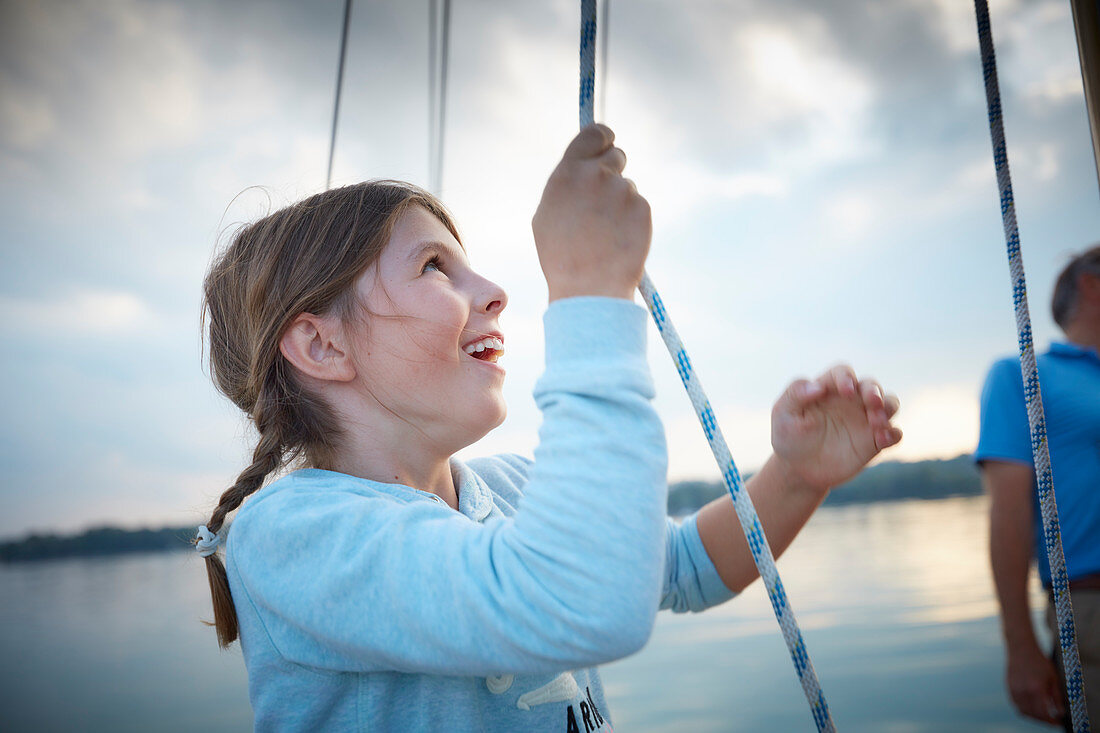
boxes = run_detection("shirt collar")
[1049,341,1100,363]
[280,463,495,521]
[450,457,495,522]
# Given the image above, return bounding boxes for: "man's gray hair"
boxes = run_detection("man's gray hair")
[1052,244,1100,329]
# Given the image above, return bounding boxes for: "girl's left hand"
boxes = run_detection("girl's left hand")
[770,364,902,495]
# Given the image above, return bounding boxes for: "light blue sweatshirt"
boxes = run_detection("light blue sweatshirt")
[226,297,735,731]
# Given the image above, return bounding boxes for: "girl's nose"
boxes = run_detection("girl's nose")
[479,279,507,315]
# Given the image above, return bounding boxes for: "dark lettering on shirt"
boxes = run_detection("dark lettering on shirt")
[566,705,581,733]
[586,686,605,726]
[580,700,593,731]
[565,686,609,732]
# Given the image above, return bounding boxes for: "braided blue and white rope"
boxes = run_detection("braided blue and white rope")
[579,0,597,130]
[579,3,835,730]
[973,1,1090,731]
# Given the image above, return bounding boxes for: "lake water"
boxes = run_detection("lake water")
[0,496,1056,732]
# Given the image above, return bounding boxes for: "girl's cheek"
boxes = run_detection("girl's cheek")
[441,292,470,328]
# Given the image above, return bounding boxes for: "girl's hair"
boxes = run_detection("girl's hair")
[199,180,459,648]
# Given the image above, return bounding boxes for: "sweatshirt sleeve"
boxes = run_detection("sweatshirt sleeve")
[228,296,669,677]
[659,514,737,613]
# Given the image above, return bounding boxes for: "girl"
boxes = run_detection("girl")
[197,124,901,731]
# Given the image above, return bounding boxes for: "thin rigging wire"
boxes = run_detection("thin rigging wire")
[433,0,452,196]
[326,0,354,190]
[429,0,438,193]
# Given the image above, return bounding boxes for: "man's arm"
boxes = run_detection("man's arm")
[984,459,1065,725]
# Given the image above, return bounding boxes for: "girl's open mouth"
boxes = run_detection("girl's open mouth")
[462,336,504,364]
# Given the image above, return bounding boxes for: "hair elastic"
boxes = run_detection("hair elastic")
[195,525,222,557]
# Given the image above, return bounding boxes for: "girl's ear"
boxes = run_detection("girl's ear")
[279,313,356,383]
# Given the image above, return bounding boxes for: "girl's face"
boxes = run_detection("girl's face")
[347,205,508,450]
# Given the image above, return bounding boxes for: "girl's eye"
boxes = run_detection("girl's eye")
[422,255,443,274]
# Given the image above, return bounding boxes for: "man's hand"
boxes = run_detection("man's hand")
[770,364,902,494]
[1007,641,1065,724]
[985,459,1065,726]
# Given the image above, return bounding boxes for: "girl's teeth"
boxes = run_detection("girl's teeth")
[464,337,502,355]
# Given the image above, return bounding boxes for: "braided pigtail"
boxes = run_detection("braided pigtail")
[199,396,285,647]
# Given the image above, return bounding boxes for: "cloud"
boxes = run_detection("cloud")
[1024,73,1084,106]
[994,1,1083,115]
[609,3,882,180]
[0,80,57,150]
[0,0,203,159]
[0,289,160,336]
[823,191,875,241]
[616,147,790,231]
[0,0,348,222]
[924,0,1021,54]
[1035,143,1059,182]
[734,19,875,167]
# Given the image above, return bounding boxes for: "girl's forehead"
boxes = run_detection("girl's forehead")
[391,205,453,245]
[386,205,465,260]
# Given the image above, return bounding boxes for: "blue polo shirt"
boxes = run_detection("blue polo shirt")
[975,342,1100,587]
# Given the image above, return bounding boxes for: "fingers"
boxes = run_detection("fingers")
[803,364,903,452]
[783,378,827,412]
[535,123,649,301]
[875,425,903,452]
[860,378,884,410]
[884,392,900,418]
[1017,689,1061,724]
[817,364,859,398]
[860,379,888,426]
[855,376,902,448]
[599,145,627,174]
[1045,675,1066,723]
[1009,651,1066,724]
[818,367,901,418]
[565,124,625,174]
[563,123,615,160]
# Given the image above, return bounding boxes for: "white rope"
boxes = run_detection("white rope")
[579,2,836,729]
[973,1,1090,729]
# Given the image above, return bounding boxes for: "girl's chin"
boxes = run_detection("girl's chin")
[467,399,507,437]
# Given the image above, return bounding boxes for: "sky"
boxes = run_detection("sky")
[0,0,1096,540]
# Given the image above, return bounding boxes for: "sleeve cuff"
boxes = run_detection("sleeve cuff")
[682,512,737,607]
[543,296,648,366]
[973,452,1033,467]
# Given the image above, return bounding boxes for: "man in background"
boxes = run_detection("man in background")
[976,244,1100,728]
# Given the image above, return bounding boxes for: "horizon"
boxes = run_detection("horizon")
[1,451,981,543]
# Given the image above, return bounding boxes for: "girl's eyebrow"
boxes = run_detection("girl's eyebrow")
[408,240,468,265]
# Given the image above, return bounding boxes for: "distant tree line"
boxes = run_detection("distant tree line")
[819,454,982,506]
[2,455,984,562]
[667,454,982,516]
[0,526,196,562]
